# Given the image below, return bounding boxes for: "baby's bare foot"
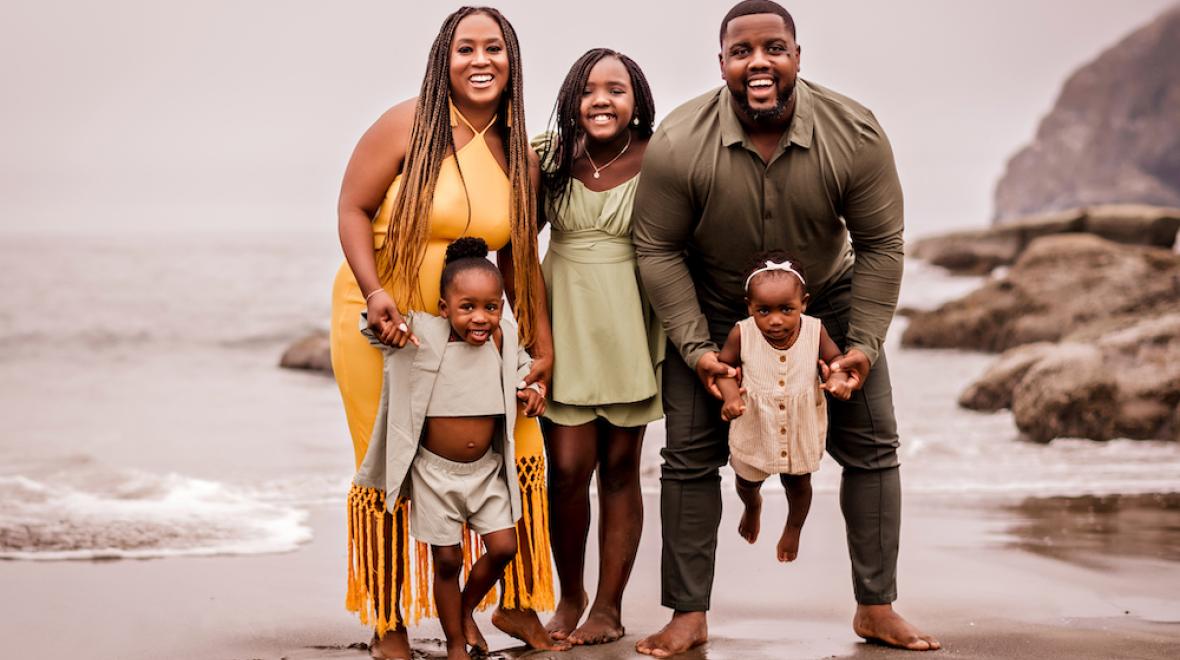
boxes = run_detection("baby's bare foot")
[569,607,625,645]
[777,523,801,562]
[737,490,762,543]
[545,592,587,641]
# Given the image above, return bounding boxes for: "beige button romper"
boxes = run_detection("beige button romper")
[728,315,828,481]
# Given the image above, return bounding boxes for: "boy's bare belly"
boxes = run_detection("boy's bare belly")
[423,417,500,462]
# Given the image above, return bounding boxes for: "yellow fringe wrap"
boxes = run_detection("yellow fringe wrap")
[344,452,554,635]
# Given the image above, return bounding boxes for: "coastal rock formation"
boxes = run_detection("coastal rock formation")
[993,6,1180,220]
[913,234,1180,442]
[959,314,1180,443]
[903,234,1180,352]
[910,205,1180,275]
[279,331,332,375]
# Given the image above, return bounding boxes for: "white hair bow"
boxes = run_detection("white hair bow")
[744,259,806,291]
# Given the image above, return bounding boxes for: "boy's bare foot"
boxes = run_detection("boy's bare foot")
[736,488,761,543]
[568,607,625,645]
[492,607,572,651]
[545,591,588,641]
[369,628,412,660]
[853,604,941,651]
[462,612,488,654]
[776,523,801,562]
[635,611,707,657]
[445,641,472,660]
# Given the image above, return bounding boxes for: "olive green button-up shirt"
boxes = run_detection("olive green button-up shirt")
[632,79,904,370]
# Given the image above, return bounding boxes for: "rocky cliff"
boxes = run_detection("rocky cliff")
[993,5,1180,221]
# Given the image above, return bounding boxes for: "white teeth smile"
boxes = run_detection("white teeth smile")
[590,114,614,124]
[749,79,774,88]
[471,74,493,83]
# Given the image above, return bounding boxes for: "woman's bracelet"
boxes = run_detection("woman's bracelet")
[364,288,386,302]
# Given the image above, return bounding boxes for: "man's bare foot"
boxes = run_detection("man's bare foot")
[568,607,625,645]
[492,607,571,651]
[635,611,707,657]
[369,628,412,660]
[853,604,941,651]
[776,523,801,562]
[736,487,762,543]
[545,592,588,641]
[462,612,488,654]
[445,641,472,660]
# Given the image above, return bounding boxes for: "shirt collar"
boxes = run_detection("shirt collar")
[718,79,814,150]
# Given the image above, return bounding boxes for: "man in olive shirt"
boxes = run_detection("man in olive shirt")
[632,1,939,655]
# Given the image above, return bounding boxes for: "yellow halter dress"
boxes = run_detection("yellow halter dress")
[330,109,553,632]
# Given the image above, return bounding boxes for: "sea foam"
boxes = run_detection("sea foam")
[0,470,314,560]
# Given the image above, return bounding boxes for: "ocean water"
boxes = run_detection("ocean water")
[2,233,1178,560]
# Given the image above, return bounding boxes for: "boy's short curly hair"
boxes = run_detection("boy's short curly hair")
[743,249,807,292]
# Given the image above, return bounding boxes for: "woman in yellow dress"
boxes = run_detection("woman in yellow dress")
[330,7,563,658]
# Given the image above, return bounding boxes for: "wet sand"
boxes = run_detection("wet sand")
[2,490,1178,660]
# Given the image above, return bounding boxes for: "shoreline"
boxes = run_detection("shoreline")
[2,490,1178,660]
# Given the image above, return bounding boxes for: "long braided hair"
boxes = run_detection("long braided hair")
[376,6,542,347]
[542,48,655,210]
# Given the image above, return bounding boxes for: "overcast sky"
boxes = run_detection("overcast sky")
[1,0,1175,238]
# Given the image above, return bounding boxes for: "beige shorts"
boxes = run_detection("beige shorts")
[410,447,515,546]
[730,455,774,482]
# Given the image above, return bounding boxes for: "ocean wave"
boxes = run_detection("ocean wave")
[0,470,312,560]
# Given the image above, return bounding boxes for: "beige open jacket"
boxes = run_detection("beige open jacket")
[354,312,530,520]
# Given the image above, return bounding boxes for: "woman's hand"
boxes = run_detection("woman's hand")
[522,350,553,394]
[367,290,418,348]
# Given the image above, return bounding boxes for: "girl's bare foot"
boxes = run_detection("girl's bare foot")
[569,607,625,645]
[635,611,707,657]
[492,607,572,651]
[853,604,941,651]
[369,628,412,660]
[735,479,762,543]
[545,591,587,641]
[776,523,801,562]
[462,612,488,654]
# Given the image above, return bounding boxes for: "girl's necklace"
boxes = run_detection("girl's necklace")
[584,132,632,179]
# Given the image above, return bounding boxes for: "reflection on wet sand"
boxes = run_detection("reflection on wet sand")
[1003,492,1180,568]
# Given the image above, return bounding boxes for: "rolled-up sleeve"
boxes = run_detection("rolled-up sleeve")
[632,132,717,370]
[842,120,904,366]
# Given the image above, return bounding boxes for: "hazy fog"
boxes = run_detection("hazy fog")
[1,0,1175,238]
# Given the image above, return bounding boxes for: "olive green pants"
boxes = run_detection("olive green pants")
[659,275,900,610]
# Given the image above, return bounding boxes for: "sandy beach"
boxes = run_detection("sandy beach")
[4,489,1178,660]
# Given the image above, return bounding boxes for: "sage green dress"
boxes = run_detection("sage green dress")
[536,134,664,427]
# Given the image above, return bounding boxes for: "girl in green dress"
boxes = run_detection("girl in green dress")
[533,49,662,646]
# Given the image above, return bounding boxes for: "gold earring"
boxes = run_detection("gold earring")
[505,103,513,128]
[448,100,459,129]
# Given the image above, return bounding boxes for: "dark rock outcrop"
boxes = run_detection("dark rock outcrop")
[279,331,332,375]
[903,234,1180,352]
[911,205,1180,275]
[958,315,1180,443]
[993,5,1180,220]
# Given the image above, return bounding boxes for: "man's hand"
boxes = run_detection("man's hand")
[828,348,870,393]
[695,351,737,400]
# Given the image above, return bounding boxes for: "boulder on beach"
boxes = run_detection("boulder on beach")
[903,234,1180,352]
[910,205,1180,275]
[279,331,333,375]
[992,6,1180,220]
[958,314,1180,443]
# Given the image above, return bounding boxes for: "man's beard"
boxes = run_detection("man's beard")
[735,76,796,123]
